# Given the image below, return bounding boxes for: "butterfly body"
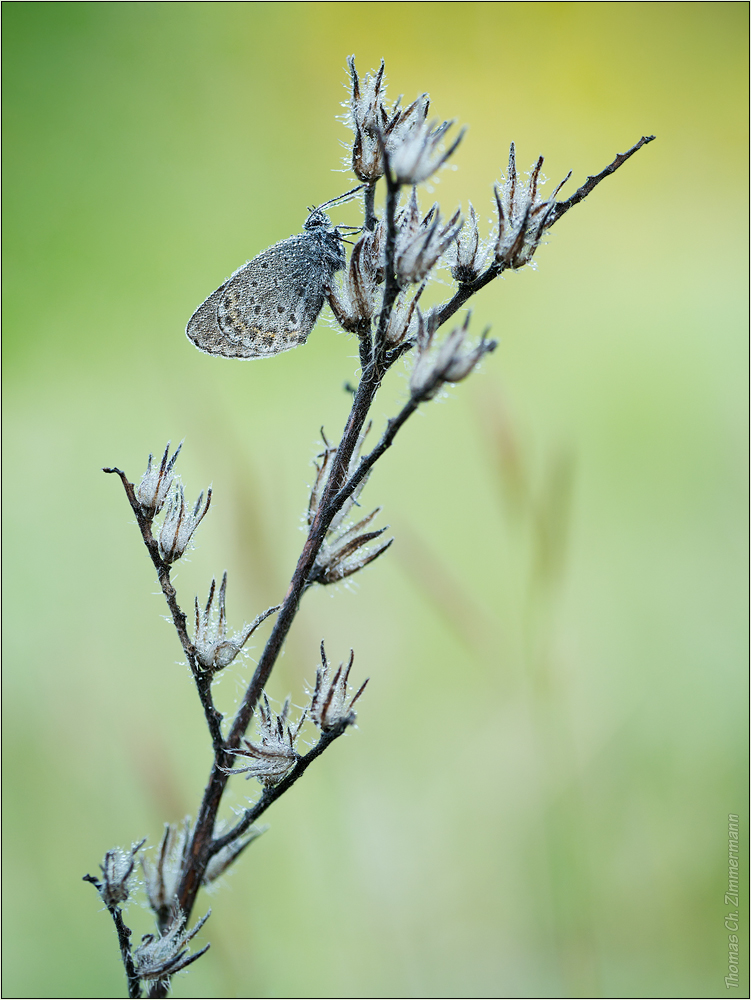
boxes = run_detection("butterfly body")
[187,209,345,359]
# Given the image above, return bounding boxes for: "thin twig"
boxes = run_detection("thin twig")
[435,135,655,330]
[548,135,656,225]
[102,467,225,751]
[82,875,141,998]
[363,182,378,232]
[373,159,402,351]
[172,163,409,923]
[209,722,351,855]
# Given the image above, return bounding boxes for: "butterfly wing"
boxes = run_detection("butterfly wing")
[186,234,332,359]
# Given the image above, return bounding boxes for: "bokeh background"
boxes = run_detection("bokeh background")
[3,3,747,998]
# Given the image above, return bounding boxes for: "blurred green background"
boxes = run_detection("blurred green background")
[3,3,747,997]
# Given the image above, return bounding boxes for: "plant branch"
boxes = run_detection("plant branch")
[82,876,141,998]
[435,135,655,330]
[107,130,655,941]
[173,166,408,924]
[102,468,224,752]
[434,260,508,329]
[171,357,383,920]
[93,56,657,1000]
[209,721,352,855]
[334,396,420,508]
[547,134,655,226]
[373,159,403,352]
[363,181,377,231]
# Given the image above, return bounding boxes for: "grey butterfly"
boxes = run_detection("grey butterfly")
[186,191,360,359]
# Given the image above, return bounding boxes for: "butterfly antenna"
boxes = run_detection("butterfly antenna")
[316,185,367,212]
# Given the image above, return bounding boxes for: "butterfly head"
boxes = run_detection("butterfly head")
[304,209,334,233]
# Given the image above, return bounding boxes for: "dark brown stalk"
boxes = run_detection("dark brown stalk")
[171,340,389,929]
[435,135,655,330]
[363,182,377,231]
[111,906,142,999]
[548,134,655,225]
[82,875,141,998]
[102,468,224,752]
[372,159,402,352]
[107,130,656,999]
[170,163,408,933]
[210,722,351,855]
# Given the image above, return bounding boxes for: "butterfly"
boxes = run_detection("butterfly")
[186,189,362,359]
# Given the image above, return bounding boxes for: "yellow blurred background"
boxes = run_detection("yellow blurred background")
[3,3,747,997]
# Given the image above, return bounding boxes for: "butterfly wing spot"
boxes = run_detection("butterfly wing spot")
[227,311,249,334]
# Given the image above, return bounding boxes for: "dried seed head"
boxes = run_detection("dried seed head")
[345,58,464,187]
[346,56,389,182]
[94,839,146,908]
[136,442,182,516]
[382,285,425,347]
[158,484,212,564]
[193,573,279,674]
[394,189,462,286]
[229,695,306,787]
[326,230,380,332]
[389,112,466,186]
[410,313,497,402]
[450,203,488,284]
[133,909,210,982]
[203,825,266,885]
[310,506,392,586]
[306,423,392,587]
[308,642,368,733]
[494,144,571,269]
[308,422,373,533]
[307,429,338,527]
[142,822,190,918]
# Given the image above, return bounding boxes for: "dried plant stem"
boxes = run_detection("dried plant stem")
[548,134,655,224]
[92,54,654,998]
[211,721,350,854]
[173,197,407,932]
[102,468,224,752]
[145,283,403,1000]
[363,181,378,232]
[82,874,141,997]
[373,167,403,348]
[111,908,141,999]
[436,135,655,330]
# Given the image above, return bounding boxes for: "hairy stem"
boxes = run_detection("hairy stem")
[102,129,656,998]
[548,134,655,225]
[82,876,142,999]
[363,182,377,231]
[373,166,402,351]
[436,134,655,330]
[102,468,224,751]
[210,722,351,854]
[172,167,408,928]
